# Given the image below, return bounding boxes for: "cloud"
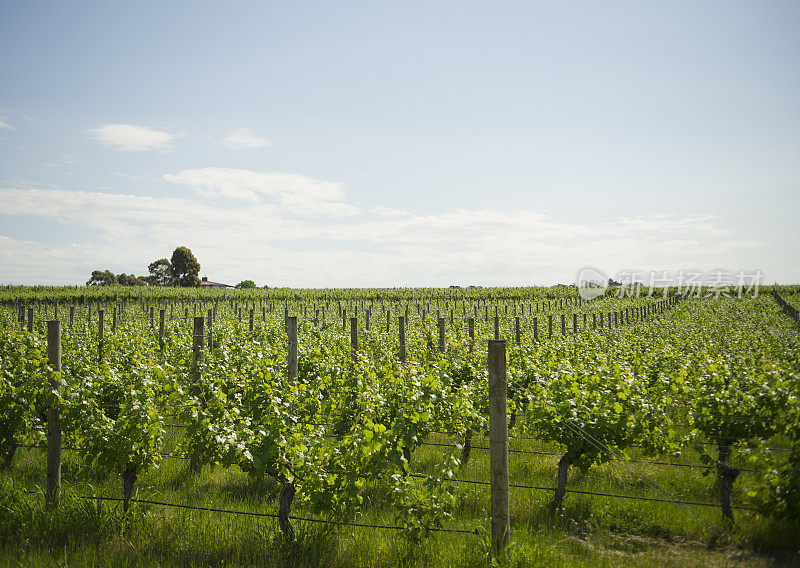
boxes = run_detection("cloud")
[0,119,14,130]
[371,206,409,218]
[163,167,358,216]
[612,214,730,238]
[0,182,770,286]
[88,124,174,151]
[222,128,270,148]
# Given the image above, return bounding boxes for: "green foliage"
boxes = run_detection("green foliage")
[117,273,146,286]
[170,246,201,287]
[1,287,799,545]
[86,271,145,287]
[86,270,117,286]
[235,280,257,289]
[147,258,173,286]
[0,325,49,468]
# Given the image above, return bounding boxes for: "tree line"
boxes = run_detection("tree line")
[87,246,201,287]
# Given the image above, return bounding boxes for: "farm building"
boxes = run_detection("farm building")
[200,276,232,288]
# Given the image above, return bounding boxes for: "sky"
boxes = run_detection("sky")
[1,1,799,287]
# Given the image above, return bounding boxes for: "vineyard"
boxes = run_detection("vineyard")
[1,285,799,567]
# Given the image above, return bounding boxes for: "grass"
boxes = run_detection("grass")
[1,430,798,567]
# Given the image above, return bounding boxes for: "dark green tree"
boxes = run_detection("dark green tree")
[147,258,173,286]
[171,246,201,287]
[86,270,117,286]
[117,273,146,286]
[235,280,256,289]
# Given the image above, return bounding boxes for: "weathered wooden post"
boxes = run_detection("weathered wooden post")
[465,317,474,352]
[494,316,500,340]
[350,317,358,362]
[189,317,204,475]
[98,310,104,361]
[489,340,510,554]
[206,310,214,353]
[287,316,298,382]
[159,309,165,349]
[46,321,61,506]
[515,317,521,346]
[399,316,406,363]
[437,318,445,353]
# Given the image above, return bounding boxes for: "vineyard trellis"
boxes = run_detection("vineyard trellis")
[1,285,799,553]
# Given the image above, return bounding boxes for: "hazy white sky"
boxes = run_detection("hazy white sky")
[1,1,798,286]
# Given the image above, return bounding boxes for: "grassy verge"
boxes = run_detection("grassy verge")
[1,431,798,567]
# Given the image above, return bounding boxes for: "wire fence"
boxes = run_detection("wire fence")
[20,489,482,535]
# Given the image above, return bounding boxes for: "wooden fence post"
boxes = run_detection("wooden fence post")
[438,318,445,353]
[190,317,204,475]
[399,316,406,363]
[287,316,298,382]
[98,310,104,361]
[468,317,475,349]
[488,340,510,553]
[159,309,165,349]
[207,309,213,351]
[46,321,61,506]
[350,317,358,362]
[515,317,520,346]
[494,316,500,340]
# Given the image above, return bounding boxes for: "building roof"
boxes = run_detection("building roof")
[200,279,232,288]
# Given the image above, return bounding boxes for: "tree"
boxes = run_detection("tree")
[117,273,146,286]
[171,247,201,287]
[235,280,256,289]
[147,258,173,286]
[86,270,117,286]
